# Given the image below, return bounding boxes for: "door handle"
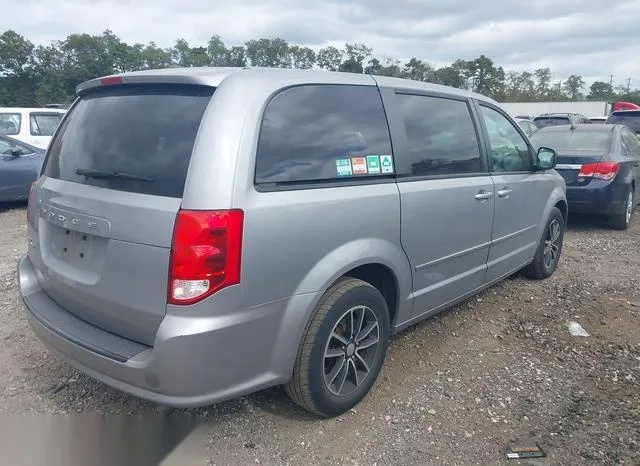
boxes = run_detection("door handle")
[497,188,513,198]
[474,191,493,201]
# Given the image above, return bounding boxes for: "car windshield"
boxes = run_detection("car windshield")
[0,113,21,135]
[533,116,571,128]
[530,130,611,152]
[606,112,640,132]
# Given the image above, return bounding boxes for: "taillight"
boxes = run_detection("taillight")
[577,161,619,181]
[168,209,244,305]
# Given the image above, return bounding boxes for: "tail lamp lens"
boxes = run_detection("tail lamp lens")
[168,209,244,305]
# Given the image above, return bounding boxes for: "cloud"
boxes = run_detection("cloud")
[3,0,640,88]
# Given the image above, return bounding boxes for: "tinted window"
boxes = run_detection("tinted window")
[533,116,571,128]
[606,111,640,133]
[396,94,481,176]
[480,106,533,172]
[30,113,63,136]
[621,128,640,157]
[44,84,214,198]
[530,129,612,152]
[255,85,393,185]
[0,113,21,135]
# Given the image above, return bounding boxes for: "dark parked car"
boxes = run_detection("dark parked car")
[530,124,640,229]
[533,113,590,129]
[605,110,640,135]
[0,135,45,202]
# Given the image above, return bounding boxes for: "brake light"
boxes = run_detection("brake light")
[100,76,123,85]
[577,161,619,181]
[168,209,244,305]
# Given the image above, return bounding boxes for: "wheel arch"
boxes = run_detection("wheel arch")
[274,239,412,381]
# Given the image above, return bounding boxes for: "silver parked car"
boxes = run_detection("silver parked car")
[18,68,567,417]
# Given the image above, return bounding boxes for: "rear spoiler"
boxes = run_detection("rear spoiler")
[76,67,245,96]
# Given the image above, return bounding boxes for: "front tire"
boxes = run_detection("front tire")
[522,206,565,280]
[284,277,390,417]
[610,187,634,230]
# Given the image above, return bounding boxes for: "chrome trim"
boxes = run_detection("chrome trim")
[492,225,537,245]
[416,224,538,271]
[416,241,491,270]
[555,164,582,170]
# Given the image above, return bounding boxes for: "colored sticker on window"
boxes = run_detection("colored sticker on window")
[336,159,352,176]
[351,157,368,175]
[380,155,394,173]
[366,155,381,174]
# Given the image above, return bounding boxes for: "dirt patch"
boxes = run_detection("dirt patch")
[0,204,638,465]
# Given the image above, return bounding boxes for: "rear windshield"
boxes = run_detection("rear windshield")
[530,130,611,152]
[44,84,214,198]
[0,113,21,135]
[29,112,63,136]
[533,117,570,128]
[606,112,640,132]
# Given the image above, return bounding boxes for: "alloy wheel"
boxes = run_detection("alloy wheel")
[323,305,380,396]
[543,218,561,269]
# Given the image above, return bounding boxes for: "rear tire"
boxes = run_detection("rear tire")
[284,277,390,417]
[522,207,565,280]
[609,187,634,230]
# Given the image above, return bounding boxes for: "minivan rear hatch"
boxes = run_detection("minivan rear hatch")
[29,82,214,345]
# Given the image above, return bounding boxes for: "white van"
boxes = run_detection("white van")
[0,107,66,149]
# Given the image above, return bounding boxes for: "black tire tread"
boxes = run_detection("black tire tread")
[522,207,564,280]
[609,186,633,231]
[284,277,373,416]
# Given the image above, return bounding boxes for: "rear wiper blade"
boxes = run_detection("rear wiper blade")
[75,168,154,182]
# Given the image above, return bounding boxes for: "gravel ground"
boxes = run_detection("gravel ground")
[0,202,638,465]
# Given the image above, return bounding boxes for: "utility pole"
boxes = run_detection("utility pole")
[608,74,614,101]
[626,77,631,94]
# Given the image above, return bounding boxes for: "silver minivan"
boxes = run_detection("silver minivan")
[18,68,567,417]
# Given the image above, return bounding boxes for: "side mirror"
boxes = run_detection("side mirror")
[10,147,22,157]
[536,147,556,170]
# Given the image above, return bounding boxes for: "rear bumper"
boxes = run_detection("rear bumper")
[566,181,628,216]
[18,255,314,408]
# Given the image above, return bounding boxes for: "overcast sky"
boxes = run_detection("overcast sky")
[5,0,640,89]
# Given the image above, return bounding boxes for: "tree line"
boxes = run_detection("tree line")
[1,29,638,107]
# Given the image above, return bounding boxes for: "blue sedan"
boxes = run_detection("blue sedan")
[530,124,640,230]
[0,135,45,202]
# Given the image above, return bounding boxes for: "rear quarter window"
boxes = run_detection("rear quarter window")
[29,112,64,136]
[255,84,393,186]
[44,84,214,198]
